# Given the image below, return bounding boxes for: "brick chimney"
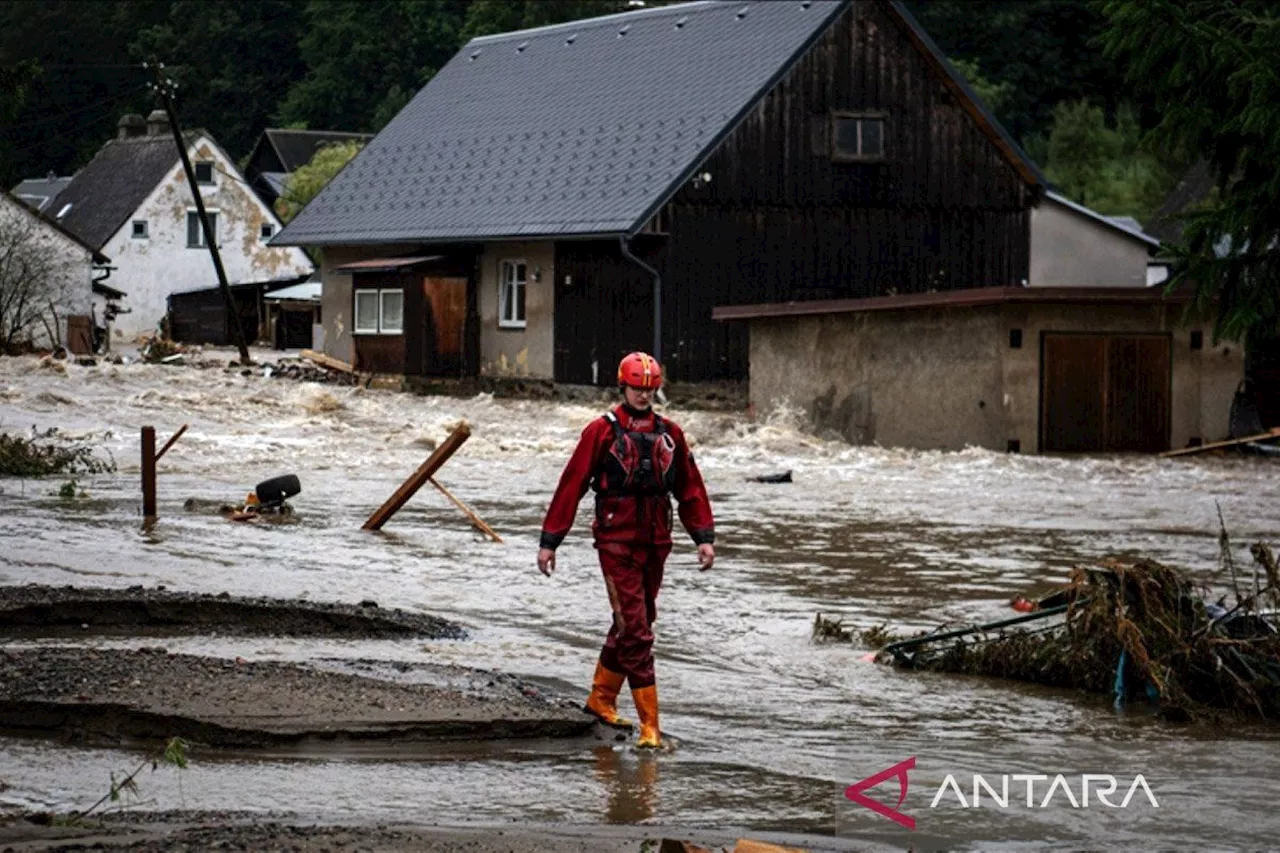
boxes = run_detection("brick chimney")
[146,109,169,137]
[117,114,146,139]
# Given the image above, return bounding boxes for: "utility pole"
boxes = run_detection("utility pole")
[144,60,251,364]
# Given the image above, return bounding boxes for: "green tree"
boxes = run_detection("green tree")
[277,0,469,133]
[275,139,364,223]
[903,0,1123,144]
[1100,0,1280,342]
[129,0,308,160]
[950,57,1012,119]
[1045,101,1119,206]
[0,1,165,189]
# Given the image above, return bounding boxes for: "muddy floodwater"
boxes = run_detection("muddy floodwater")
[1,354,1278,852]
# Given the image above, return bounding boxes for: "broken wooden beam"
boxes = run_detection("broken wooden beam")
[300,348,354,374]
[154,423,188,463]
[363,422,471,531]
[429,476,502,542]
[1160,426,1280,458]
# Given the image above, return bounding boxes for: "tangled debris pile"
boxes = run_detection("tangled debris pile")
[0,428,116,477]
[264,359,361,385]
[875,549,1280,723]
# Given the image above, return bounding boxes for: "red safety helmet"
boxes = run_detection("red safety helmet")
[618,351,663,390]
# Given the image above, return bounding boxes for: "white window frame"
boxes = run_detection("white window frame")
[379,289,404,334]
[831,112,886,162]
[194,161,215,185]
[131,219,148,239]
[353,288,403,335]
[186,209,219,248]
[498,259,527,329]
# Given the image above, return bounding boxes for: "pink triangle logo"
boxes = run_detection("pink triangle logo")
[845,756,916,830]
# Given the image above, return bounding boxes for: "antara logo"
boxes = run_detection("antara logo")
[846,758,1159,830]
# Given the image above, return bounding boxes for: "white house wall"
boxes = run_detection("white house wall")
[100,136,312,339]
[0,195,95,348]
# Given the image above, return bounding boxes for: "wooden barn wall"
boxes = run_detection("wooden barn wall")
[561,0,1036,383]
[650,1,1033,381]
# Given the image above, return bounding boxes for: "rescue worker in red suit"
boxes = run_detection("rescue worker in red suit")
[537,352,715,748]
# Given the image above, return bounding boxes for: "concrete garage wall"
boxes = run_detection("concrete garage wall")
[319,246,380,366]
[749,308,1007,450]
[477,241,555,379]
[748,303,1244,452]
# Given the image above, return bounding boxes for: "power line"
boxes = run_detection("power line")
[3,87,152,160]
[6,83,150,131]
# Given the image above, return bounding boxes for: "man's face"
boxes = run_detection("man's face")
[624,385,654,410]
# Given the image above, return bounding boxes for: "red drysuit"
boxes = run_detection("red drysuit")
[541,403,715,687]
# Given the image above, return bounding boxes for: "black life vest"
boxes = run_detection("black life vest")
[592,411,677,496]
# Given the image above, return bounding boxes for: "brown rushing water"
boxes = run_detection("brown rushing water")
[1,353,1278,851]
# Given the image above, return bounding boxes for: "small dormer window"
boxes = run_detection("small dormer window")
[831,113,886,161]
[194,162,214,185]
[132,220,148,239]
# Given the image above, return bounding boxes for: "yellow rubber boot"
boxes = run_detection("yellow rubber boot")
[632,684,661,748]
[584,661,632,729]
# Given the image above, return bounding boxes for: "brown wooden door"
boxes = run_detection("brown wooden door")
[1041,333,1170,453]
[422,276,467,376]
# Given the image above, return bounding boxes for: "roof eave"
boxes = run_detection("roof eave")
[271,228,631,249]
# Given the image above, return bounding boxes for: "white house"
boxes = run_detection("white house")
[41,111,313,340]
[0,191,113,352]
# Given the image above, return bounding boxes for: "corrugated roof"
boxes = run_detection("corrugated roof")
[274,0,848,246]
[47,134,195,251]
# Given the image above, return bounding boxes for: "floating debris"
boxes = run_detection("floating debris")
[875,552,1280,724]
[0,427,116,477]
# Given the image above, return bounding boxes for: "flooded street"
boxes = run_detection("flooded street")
[2,354,1278,852]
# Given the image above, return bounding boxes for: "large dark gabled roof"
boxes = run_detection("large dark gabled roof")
[259,129,374,173]
[274,0,1045,248]
[47,134,194,251]
[274,0,849,246]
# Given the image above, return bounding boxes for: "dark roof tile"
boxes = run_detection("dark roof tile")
[275,0,847,245]
[47,134,193,250]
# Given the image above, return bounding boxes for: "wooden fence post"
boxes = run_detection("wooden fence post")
[141,426,156,519]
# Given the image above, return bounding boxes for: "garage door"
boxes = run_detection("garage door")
[1041,333,1171,453]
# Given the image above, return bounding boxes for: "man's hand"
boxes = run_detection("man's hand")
[697,543,715,571]
[537,547,556,577]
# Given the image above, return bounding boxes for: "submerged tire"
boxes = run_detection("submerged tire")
[255,474,301,506]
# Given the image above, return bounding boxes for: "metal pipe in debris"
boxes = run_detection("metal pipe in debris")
[880,602,1075,657]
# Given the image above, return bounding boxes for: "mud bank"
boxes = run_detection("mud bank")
[0,814,864,852]
[0,585,465,640]
[0,647,594,749]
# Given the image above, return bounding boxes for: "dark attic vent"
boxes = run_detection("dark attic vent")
[736,6,748,19]
[566,33,578,45]
[675,16,688,29]
[618,24,630,37]
[801,0,813,8]
[516,41,528,53]
[469,49,481,61]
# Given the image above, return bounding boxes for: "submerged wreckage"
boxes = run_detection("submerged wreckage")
[832,544,1280,724]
